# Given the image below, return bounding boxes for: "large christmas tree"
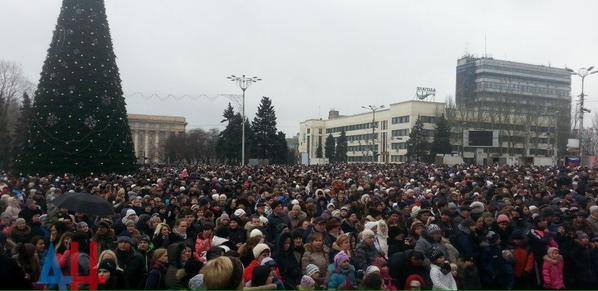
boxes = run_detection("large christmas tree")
[17,0,136,175]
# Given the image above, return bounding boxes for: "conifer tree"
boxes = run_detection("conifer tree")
[17,0,136,175]
[406,115,429,162]
[251,97,278,160]
[335,130,348,162]
[12,92,33,163]
[272,131,290,164]
[430,114,452,159]
[325,133,335,162]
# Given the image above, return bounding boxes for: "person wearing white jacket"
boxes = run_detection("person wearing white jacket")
[429,249,457,290]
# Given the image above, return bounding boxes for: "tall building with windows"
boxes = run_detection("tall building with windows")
[454,56,571,162]
[298,100,445,163]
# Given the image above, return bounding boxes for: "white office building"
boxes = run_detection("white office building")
[299,100,445,163]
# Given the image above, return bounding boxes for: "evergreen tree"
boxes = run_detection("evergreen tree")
[406,115,429,162]
[12,92,33,163]
[251,97,278,160]
[17,0,136,175]
[272,131,290,164]
[335,130,348,162]
[429,114,452,159]
[315,141,323,158]
[222,102,235,122]
[325,133,335,162]
[216,102,253,164]
[217,109,242,164]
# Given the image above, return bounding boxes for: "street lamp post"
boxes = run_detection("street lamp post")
[227,74,261,166]
[553,110,560,166]
[361,105,385,162]
[566,66,597,164]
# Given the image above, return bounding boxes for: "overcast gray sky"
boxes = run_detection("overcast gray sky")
[2,0,598,135]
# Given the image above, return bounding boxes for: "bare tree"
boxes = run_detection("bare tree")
[0,60,33,168]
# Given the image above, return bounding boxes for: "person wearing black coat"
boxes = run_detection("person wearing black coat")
[273,232,302,289]
[228,216,247,250]
[478,232,514,289]
[0,249,32,289]
[267,201,291,243]
[115,236,146,289]
[392,250,432,290]
[566,232,597,289]
[527,216,554,287]
[452,219,479,261]
[98,258,128,290]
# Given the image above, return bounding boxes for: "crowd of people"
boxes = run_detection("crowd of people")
[0,163,597,290]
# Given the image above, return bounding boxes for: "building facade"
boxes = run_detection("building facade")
[299,100,445,163]
[455,56,571,162]
[128,114,187,163]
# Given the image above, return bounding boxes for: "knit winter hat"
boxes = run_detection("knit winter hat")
[426,224,441,235]
[469,201,485,212]
[300,275,316,289]
[124,209,136,220]
[250,228,263,238]
[334,251,350,270]
[365,265,380,276]
[305,264,320,277]
[252,243,270,258]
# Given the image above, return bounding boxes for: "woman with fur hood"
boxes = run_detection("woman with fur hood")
[301,232,330,279]
[542,247,564,290]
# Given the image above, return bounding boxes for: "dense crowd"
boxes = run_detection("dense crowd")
[0,163,597,290]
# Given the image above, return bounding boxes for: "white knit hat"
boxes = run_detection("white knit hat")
[252,243,270,258]
[250,228,263,238]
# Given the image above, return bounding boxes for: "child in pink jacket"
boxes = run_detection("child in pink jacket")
[542,247,564,290]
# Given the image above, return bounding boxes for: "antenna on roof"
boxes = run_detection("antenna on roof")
[318,105,321,120]
[484,33,487,58]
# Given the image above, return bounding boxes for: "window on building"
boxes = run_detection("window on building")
[391,116,409,124]
[391,143,407,150]
[391,129,409,137]
[420,116,439,123]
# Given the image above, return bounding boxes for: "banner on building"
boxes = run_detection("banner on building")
[565,157,580,167]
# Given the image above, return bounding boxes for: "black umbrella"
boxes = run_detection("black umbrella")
[51,192,114,216]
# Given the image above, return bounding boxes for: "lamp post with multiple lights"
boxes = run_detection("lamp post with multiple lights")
[227,74,261,166]
[361,105,385,162]
[566,66,597,163]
